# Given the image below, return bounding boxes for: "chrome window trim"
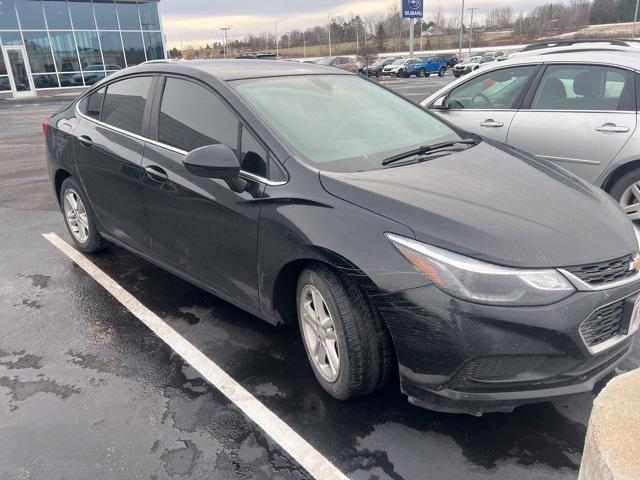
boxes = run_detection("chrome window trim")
[577,289,640,355]
[74,98,288,187]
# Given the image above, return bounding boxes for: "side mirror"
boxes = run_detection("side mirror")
[432,95,449,110]
[183,144,240,179]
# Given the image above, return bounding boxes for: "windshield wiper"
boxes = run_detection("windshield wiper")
[381,138,479,166]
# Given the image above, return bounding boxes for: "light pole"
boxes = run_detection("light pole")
[221,27,231,58]
[634,0,640,38]
[467,8,478,53]
[458,0,465,58]
[328,10,342,56]
[302,31,306,58]
[275,17,287,59]
[179,30,191,58]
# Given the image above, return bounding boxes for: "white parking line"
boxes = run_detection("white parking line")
[42,232,349,480]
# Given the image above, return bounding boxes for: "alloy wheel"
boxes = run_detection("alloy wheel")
[620,182,640,222]
[299,284,340,382]
[63,188,89,243]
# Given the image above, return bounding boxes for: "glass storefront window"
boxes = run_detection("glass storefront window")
[49,31,79,71]
[115,1,139,30]
[0,31,22,45]
[68,0,95,30]
[138,2,159,30]
[0,76,10,90]
[32,72,59,88]
[15,0,46,29]
[122,31,143,66]
[83,68,104,85]
[99,31,124,68]
[58,71,79,86]
[143,31,163,60]
[22,30,55,73]
[75,30,102,69]
[0,0,20,29]
[0,50,6,74]
[42,0,71,29]
[93,0,118,30]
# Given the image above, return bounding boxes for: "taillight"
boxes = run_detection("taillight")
[42,119,49,135]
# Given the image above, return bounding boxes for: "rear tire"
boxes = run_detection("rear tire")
[60,177,108,253]
[418,68,425,78]
[438,67,445,77]
[296,264,393,400]
[453,72,460,78]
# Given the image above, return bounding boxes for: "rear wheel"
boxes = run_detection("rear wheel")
[417,68,425,78]
[60,177,108,253]
[609,170,640,222]
[453,71,460,78]
[296,264,393,400]
[438,67,445,77]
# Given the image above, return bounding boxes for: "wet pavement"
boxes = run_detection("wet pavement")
[1,84,639,480]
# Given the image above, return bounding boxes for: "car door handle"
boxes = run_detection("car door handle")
[78,135,93,147]
[596,123,630,133]
[144,165,169,182]
[479,119,504,128]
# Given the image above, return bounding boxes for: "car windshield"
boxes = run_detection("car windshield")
[391,59,405,65]
[463,56,482,64]
[316,57,333,65]
[232,75,459,172]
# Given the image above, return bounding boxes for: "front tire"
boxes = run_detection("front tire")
[60,177,108,253]
[438,67,445,77]
[296,264,393,400]
[417,68,425,78]
[609,169,640,222]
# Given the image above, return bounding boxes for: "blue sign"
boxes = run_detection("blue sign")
[402,0,423,18]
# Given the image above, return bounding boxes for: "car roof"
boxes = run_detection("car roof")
[131,59,350,81]
[499,50,640,70]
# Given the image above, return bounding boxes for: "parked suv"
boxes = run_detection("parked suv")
[422,50,640,222]
[382,58,416,77]
[46,60,640,415]
[412,56,447,77]
[452,55,496,77]
[363,56,398,77]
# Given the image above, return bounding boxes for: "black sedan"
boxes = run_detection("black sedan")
[44,60,640,415]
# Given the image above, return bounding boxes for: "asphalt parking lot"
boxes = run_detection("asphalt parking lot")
[1,77,639,480]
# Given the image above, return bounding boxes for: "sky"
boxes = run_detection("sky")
[158,0,539,49]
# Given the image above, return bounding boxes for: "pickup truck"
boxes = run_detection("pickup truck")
[408,56,447,78]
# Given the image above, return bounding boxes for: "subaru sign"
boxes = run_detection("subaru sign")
[402,0,423,18]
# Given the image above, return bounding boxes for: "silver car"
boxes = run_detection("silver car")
[422,50,640,221]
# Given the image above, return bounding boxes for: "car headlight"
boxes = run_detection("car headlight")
[386,233,575,306]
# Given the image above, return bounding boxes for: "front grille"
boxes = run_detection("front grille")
[580,300,625,348]
[565,253,636,286]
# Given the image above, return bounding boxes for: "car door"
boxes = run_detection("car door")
[74,75,154,251]
[140,75,266,308]
[430,65,539,142]
[507,64,637,183]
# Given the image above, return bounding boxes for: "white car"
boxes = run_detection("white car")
[421,48,640,222]
[452,55,496,77]
[382,58,414,77]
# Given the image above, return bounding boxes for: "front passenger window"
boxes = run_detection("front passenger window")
[445,66,536,110]
[158,77,239,153]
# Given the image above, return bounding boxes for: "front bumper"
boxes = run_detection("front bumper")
[373,281,640,415]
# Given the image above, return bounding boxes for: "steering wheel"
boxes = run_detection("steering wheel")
[471,92,490,108]
[328,110,391,143]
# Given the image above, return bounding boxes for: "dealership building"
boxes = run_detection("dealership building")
[0,0,165,97]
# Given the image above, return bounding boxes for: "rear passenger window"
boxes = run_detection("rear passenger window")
[531,65,635,111]
[86,86,105,120]
[158,77,239,153]
[240,126,267,177]
[101,76,152,135]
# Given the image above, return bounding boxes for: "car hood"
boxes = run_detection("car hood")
[319,141,637,268]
